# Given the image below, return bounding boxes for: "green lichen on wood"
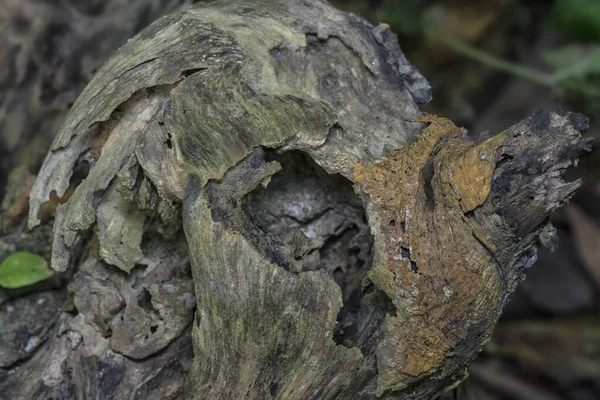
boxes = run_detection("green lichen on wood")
[183,178,364,399]
[167,68,337,184]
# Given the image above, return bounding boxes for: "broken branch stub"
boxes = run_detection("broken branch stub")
[28,0,590,399]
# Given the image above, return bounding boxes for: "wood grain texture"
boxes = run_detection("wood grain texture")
[12,1,591,399]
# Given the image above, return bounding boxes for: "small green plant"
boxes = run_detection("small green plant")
[0,252,53,289]
[420,0,600,102]
[550,0,600,41]
[368,0,600,102]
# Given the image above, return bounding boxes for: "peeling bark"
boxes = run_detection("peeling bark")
[0,1,592,399]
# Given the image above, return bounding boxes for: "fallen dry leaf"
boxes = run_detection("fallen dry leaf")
[566,204,600,289]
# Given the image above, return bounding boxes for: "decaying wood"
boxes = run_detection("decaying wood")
[1,0,195,399]
[353,111,591,397]
[0,0,592,399]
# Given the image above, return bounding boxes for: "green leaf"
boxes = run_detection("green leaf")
[0,252,53,289]
[550,0,600,41]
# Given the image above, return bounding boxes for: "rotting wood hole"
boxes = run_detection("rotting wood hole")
[244,150,390,347]
[205,148,396,349]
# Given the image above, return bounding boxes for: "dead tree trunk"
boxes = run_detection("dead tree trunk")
[0,1,592,399]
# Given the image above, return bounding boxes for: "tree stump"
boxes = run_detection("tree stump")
[1,1,592,399]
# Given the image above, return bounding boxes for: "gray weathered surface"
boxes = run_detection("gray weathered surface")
[1,0,590,399]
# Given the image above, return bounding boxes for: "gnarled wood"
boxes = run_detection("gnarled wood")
[0,1,591,399]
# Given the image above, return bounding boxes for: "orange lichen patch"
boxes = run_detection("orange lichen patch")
[354,115,462,209]
[38,187,75,221]
[354,115,505,387]
[439,133,506,212]
[90,124,113,160]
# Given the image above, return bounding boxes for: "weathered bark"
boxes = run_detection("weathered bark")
[0,1,195,399]
[0,0,592,399]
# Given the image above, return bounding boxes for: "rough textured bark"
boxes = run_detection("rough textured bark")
[0,0,592,399]
[0,1,195,399]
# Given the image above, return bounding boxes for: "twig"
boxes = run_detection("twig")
[470,364,563,400]
[427,27,556,87]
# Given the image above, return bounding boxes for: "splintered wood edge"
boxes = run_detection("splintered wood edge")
[354,111,590,394]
